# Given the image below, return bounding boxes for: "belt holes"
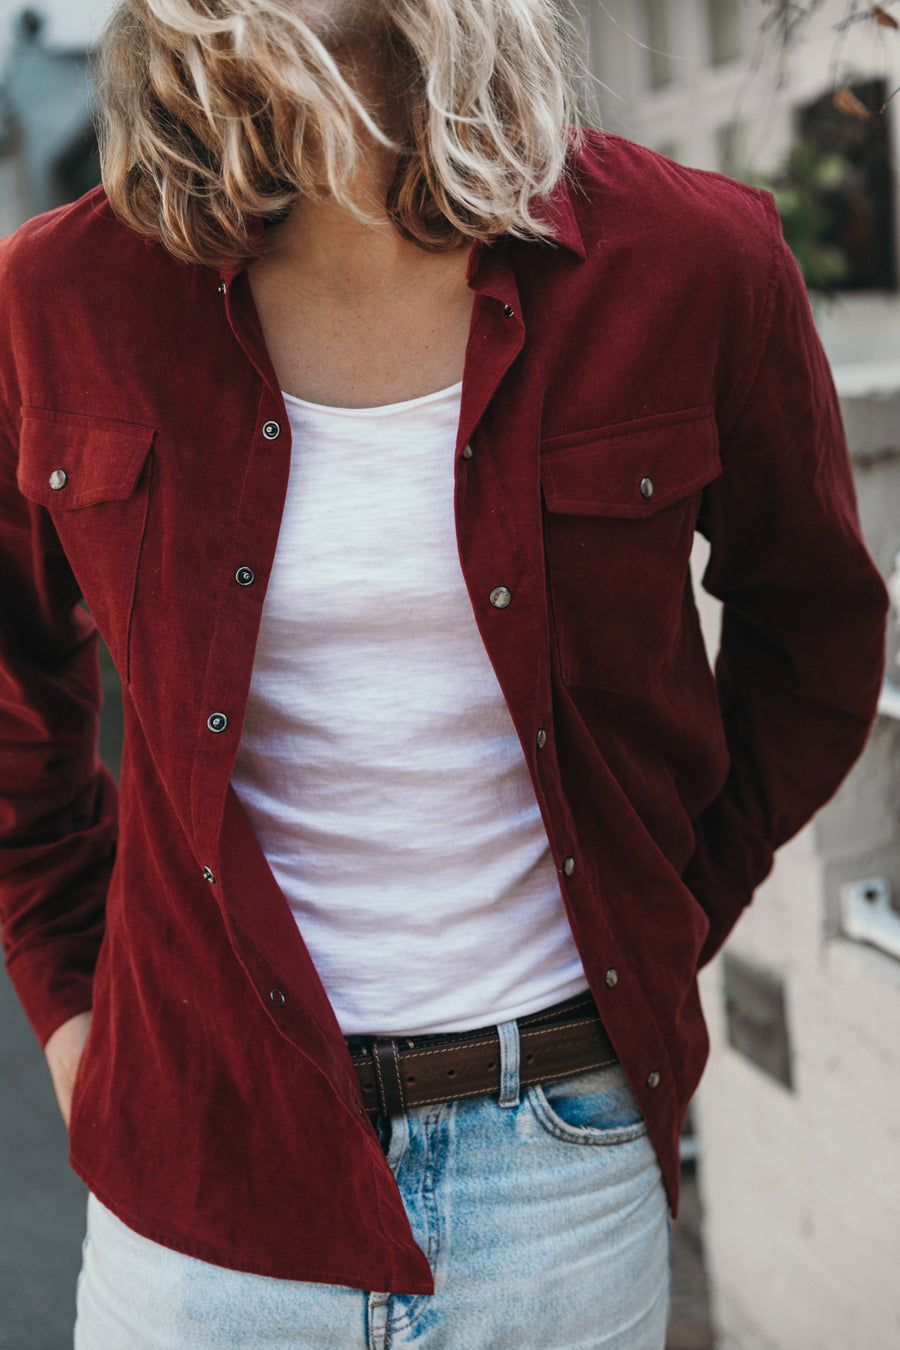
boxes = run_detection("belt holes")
[524,1052,535,1064]
[406,1075,416,1084]
[447,1068,456,1077]
[486,1061,495,1070]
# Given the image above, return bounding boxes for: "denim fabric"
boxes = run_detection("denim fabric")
[75,1020,669,1349]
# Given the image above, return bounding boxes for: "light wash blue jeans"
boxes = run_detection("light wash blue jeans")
[75,1019,670,1349]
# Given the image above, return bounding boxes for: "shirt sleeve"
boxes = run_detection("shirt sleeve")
[0,396,117,1046]
[684,228,888,965]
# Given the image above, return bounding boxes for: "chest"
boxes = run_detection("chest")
[248,255,475,408]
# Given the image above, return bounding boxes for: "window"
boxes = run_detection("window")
[644,0,674,90]
[706,0,742,66]
[796,80,897,292]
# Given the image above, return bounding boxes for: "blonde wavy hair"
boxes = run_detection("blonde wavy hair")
[93,0,585,268]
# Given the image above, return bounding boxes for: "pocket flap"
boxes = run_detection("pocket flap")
[541,406,720,519]
[17,408,156,509]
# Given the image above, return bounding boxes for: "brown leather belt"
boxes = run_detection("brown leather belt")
[347,992,618,1119]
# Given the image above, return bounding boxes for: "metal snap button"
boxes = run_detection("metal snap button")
[536,729,547,750]
[262,420,281,440]
[270,989,286,1006]
[207,713,228,733]
[489,586,512,609]
[605,968,619,989]
[202,866,216,884]
[218,281,227,296]
[461,444,474,460]
[562,856,576,878]
[503,304,515,318]
[640,477,654,499]
[48,469,68,490]
[646,1069,662,1089]
[235,567,255,587]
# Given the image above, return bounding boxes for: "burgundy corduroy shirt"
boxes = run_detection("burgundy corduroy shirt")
[0,134,888,1293]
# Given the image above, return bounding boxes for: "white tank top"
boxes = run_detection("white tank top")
[230,382,588,1035]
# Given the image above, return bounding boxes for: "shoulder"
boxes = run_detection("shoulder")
[0,187,161,298]
[568,131,782,277]
[0,188,204,423]
[555,132,790,375]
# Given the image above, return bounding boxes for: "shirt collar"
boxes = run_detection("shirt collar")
[532,171,587,260]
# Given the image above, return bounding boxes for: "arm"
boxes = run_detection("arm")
[684,232,888,963]
[0,401,117,1047]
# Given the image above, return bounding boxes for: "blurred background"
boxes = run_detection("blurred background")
[1,3,899,1347]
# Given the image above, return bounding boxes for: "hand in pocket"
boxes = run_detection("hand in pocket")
[44,1010,92,1129]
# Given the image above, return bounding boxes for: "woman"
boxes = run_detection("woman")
[0,1,886,1346]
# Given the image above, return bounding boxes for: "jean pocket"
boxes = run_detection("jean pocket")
[527,1064,650,1144]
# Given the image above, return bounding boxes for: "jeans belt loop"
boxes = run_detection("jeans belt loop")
[497,1019,521,1109]
[372,1040,406,1117]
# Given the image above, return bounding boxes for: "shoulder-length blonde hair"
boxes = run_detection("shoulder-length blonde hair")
[93,0,585,268]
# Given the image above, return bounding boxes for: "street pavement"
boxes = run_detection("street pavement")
[0,974,86,1350]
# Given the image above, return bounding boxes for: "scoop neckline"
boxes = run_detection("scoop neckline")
[281,381,463,416]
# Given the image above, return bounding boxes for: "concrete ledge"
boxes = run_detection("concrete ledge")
[834,361,900,462]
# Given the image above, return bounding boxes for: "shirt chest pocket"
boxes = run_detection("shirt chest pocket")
[540,407,721,695]
[17,408,156,681]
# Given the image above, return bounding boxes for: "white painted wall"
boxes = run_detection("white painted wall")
[583,0,900,163]
[697,836,900,1350]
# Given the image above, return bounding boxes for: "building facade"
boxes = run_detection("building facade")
[576,4,900,1346]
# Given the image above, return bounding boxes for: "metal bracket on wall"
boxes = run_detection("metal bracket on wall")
[885,549,900,719]
[721,952,794,1090]
[839,877,900,961]
[878,679,900,720]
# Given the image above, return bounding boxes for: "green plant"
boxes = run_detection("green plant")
[752,140,852,293]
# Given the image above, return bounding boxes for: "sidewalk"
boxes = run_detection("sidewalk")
[0,974,87,1350]
[668,1159,717,1350]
